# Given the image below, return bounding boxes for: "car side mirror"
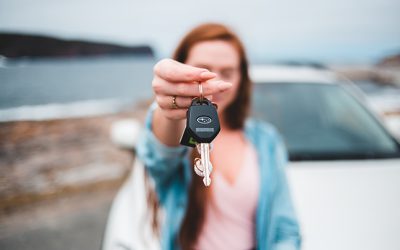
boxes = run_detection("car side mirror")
[110,119,142,150]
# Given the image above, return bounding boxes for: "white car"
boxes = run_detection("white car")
[103,65,400,250]
[251,65,400,250]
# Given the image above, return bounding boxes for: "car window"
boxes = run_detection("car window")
[252,83,400,160]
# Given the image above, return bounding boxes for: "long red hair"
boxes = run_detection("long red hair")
[173,23,252,249]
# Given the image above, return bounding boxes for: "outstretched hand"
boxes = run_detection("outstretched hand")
[152,59,232,120]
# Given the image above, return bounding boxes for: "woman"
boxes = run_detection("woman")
[137,23,301,250]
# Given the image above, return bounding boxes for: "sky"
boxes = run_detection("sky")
[0,0,399,64]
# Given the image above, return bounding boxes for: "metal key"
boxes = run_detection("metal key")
[199,143,211,186]
[180,96,220,186]
[194,156,213,176]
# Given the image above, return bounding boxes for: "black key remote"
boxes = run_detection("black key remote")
[180,97,220,147]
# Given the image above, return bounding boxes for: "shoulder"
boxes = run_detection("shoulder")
[245,118,288,165]
[245,118,281,141]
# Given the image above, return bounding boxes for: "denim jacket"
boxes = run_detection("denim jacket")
[136,104,301,250]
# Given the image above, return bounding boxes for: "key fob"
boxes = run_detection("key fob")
[180,98,220,147]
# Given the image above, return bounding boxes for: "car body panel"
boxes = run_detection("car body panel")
[250,65,337,84]
[287,160,400,250]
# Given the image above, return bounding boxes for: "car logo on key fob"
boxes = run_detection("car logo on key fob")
[197,116,212,124]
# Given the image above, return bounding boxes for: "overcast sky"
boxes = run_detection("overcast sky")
[0,0,399,64]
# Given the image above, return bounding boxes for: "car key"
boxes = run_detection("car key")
[180,96,220,186]
[200,143,211,186]
[194,157,213,177]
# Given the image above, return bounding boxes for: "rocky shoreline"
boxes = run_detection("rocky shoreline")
[0,101,150,218]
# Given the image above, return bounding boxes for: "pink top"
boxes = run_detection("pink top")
[195,143,260,250]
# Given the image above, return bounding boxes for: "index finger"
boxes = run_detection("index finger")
[153,58,217,83]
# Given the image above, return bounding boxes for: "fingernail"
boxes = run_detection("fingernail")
[200,71,217,79]
[218,81,233,90]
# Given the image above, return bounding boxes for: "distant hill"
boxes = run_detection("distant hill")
[377,54,400,67]
[0,33,154,58]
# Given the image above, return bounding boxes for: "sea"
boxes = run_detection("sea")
[0,56,154,121]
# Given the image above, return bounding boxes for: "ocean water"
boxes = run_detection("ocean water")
[0,56,155,121]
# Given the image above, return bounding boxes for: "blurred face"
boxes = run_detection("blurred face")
[185,40,241,114]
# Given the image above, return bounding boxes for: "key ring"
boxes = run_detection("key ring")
[198,82,204,102]
[171,96,178,109]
